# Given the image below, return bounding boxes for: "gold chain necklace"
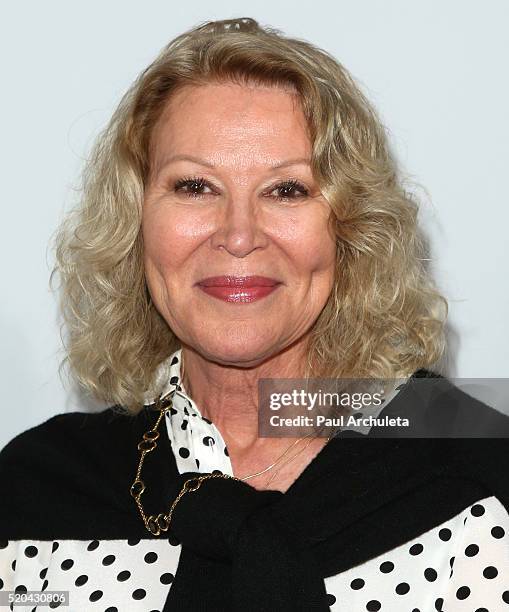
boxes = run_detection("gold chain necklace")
[130,391,335,536]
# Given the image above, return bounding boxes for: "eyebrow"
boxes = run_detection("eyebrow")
[156,154,311,173]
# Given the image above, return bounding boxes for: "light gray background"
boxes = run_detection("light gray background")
[1,0,508,450]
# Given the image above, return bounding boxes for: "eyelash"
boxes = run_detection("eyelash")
[172,176,309,202]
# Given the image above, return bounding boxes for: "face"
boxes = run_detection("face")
[143,81,337,367]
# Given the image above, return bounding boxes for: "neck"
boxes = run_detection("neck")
[180,336,310,453]
[181,336,320,474]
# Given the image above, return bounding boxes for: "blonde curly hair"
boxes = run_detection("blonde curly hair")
[51,17,448,415]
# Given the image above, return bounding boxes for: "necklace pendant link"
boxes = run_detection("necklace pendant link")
[147,515,161,536]
[184,477,204,492]
[130,479,145,497]
[143,429,160,442]
[156,513,170,531]
[138,438,157,452]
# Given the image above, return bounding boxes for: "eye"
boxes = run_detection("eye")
[172,176,310,201]
[266,179,309,201]
[173,176,215,199]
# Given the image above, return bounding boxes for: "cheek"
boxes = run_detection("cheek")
[142,206,210,271]
[276,209,336,275]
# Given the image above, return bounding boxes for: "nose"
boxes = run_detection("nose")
[210,195,268,258]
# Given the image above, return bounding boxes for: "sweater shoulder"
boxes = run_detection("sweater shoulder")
[387,370,509,437]
[0,406,159,540]
[0,405,152,459]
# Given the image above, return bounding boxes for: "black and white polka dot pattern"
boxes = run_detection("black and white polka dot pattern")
[159,356,231,474]
[1,349,508,610]
[323,495,509,610]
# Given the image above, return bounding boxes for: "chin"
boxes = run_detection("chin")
[191,326,280,367]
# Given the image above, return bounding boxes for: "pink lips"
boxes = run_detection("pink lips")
[196,275,282,303]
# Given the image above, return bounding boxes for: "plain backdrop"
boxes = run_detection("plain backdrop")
[1,0,508,450]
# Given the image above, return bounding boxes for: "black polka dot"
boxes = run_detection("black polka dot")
[212,469,223,475]
[502,590,509,603]
[471,503,485,517]
[132,589,146,600]
[39,568,48,579]
[49,600,61,609]
[52,541,59,552]
[379,561,394,573]
[195,458,200,469]
[87,540,99,551]
[75,575,88,587]
[178,447,190,458]
[424,567,438,582]
[350,578,365,590]
[127,539,140,546]
[105,608,118,612]
[102,554,115,566]
[449,556,455,567]
[483,566,498,579]
[89,590,103,602]
[491,525,505,539]
[366,601,381,611]
[170,376,179,384]
[435,598,444,611]
[326,593,336,606]
[0,578,3,589]
[181,419,189,431]
[438,528,452,541]
[144,552,158,564]
[203,436,215,446]
[395,582,410,595]
[117,571,131,582]
[409,543,423,555]
[41,579,48,591]
[11,560,16,571]
[24,545,38,558]
[465,544,479,556]
[456,586,470,600]
[160,573,174,585]
[224,446,229,456]
[475,609,489,612]
[61,559,74,571]
[15,585,27,593]
[170,356,178,365]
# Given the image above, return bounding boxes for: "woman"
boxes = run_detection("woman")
[1,17,508,612]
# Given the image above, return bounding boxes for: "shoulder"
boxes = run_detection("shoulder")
[0,406,161,540]
[381,369,509,437]
[0,405,157,460]
[0,407,145,481]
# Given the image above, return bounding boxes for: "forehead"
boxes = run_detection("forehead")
[149,82,312,172]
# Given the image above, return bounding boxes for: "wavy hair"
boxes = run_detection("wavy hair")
[51,17,448,415]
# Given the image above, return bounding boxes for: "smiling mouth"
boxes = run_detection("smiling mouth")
[195,275,282,303]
